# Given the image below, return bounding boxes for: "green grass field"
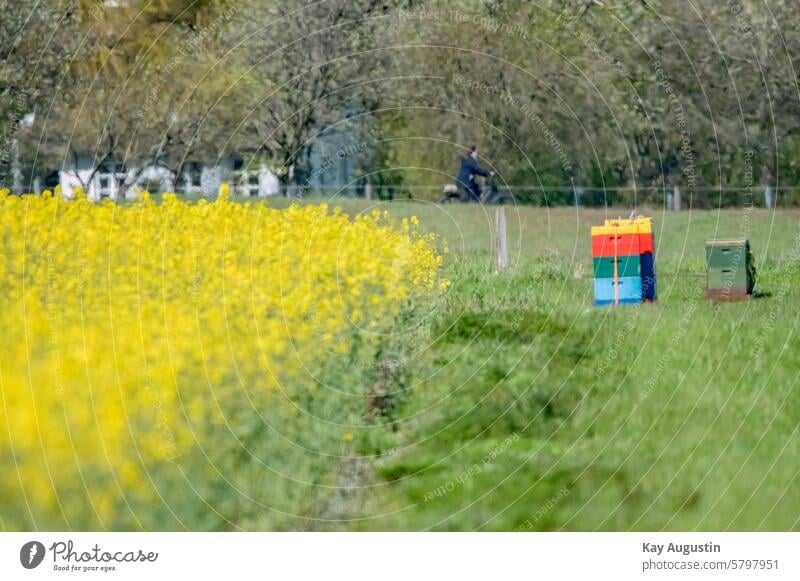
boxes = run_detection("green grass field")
[91,197,800,531]
[278,200,800,531]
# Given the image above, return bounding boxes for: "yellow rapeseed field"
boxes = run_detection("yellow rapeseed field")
[0,188,444,530]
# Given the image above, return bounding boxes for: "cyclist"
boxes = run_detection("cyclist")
[456,146,494,202]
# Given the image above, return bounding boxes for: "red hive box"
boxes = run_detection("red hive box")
[591,233,653,257]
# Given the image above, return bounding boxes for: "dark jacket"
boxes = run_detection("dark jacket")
[456,155,490,196]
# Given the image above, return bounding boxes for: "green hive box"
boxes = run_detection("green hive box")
[705,239,756,299]
[707,266,748,291]
[592,255,642,279]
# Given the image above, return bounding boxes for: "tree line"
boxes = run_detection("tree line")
[2,0,797,203]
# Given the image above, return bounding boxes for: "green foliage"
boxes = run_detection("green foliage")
[10,0,800,196]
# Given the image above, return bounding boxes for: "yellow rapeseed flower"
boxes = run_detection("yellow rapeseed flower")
[0,194,445,529]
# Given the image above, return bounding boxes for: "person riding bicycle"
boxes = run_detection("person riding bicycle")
[456,146,494,202]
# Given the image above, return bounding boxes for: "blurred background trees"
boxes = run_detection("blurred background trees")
[5,0,800,203]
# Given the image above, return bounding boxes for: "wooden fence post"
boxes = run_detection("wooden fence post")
[674,185,681,212]
[496,207,508,274]
[365,182,372,201]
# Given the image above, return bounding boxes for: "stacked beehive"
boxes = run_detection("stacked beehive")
[705,239,756,301]
[591,217,656,306]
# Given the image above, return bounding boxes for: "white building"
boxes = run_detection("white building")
[58,154,281,201]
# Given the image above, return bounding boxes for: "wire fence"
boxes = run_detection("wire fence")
[47,179,793,209]
[286,184,793,209]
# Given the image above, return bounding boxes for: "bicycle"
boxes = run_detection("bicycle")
[480,173,514,205]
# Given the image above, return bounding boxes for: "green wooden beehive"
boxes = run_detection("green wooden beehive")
[705,239,756,300]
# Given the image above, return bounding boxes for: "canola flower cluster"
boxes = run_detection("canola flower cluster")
[0,188,445,529]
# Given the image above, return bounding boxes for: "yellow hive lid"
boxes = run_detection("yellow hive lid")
[601,216,652,234]
[591,225,640,236]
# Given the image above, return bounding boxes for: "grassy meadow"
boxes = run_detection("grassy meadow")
[294,199,800,531]
[4,193,800,532]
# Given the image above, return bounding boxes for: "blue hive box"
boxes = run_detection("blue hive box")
[593,277,643,306]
